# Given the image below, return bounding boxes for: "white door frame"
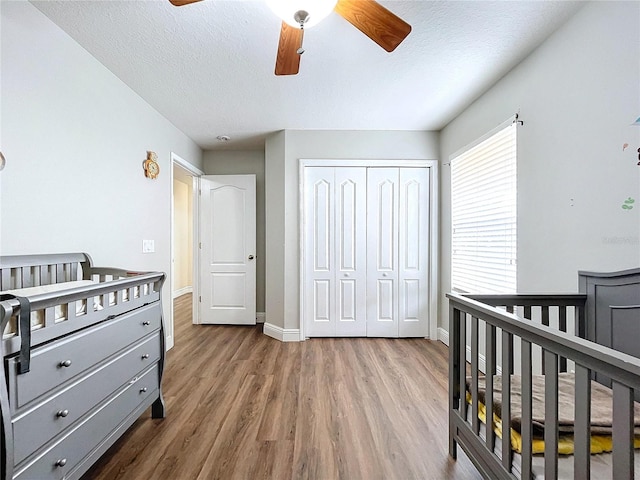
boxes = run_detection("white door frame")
[299,159,439,341]
[170,152,204,346]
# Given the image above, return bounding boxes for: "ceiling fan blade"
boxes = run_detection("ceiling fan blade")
[334,0,411,52]
[168,0,203,6]
[275,22,302,76]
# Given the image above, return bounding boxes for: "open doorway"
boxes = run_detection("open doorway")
[170,152,203,350]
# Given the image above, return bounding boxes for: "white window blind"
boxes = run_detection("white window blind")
[451,122,517,294]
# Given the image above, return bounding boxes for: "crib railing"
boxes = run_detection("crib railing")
[466,294,587,374]
[448,292,640,480]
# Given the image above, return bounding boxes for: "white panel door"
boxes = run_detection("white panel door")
[366,168,400,337]
[334,168,367,336]
[304,168,335,336]
[304,167,367,337]
[398,168,430,337]
[367,167,430,337]
[200,175,256,325]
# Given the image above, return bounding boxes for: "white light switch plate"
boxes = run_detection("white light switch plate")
[142,239,155,253]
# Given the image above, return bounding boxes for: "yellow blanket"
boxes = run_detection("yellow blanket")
[466,392,640,454]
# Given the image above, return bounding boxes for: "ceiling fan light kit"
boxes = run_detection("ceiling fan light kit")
[169,0,411,76]
[266,0,337,28]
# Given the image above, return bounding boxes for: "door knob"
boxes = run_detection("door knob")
[248,255,255,260]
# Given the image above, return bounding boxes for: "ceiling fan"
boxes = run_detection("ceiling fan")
[168,0,411,76]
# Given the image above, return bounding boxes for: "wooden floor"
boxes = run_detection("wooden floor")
[82,294,481,480]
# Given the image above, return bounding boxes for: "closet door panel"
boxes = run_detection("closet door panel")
[367,168,399,337]
[398,168,430,337]
[335,168,367,336]
[304,168,335,336]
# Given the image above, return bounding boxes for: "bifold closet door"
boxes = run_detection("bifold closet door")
[304,167,367,336]
[367,167,430,337]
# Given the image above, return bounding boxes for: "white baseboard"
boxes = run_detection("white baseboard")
[256,312,266,324]
[438,327,449,346]
[172,286,193,298]
[263,322,300,342]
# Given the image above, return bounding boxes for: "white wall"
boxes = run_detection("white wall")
[203,150,266,314]
[0,2,203,348]
[440,1,640,333]
[265,130,439,331]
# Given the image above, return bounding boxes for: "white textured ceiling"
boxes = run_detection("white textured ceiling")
[31,0,584,150]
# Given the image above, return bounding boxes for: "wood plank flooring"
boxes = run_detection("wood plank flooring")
[81,294,481,480]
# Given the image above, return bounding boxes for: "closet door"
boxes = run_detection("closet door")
[334,168,367,336]
[398,168,430,337]
[367,167,430,337]
[366,168,400,337]
[304,167,367,337]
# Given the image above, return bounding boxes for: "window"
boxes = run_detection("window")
[451,121,517,294]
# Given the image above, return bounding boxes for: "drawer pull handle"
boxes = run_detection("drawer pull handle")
[55,458,67,467]
[56,409,69,418]
[139,387,148,393]
[141,353,150,359]
[59,360,72,368]
[142,321,151,326]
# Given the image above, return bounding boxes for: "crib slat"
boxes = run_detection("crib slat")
[559,307,567,372]
[521,339,532,480]
[576,303,586,339]
[574,364,591,480]
[612,381,634,480]
[501,331,513,471]
[14,268,22,289]
[449,306,461,459]
[1,269,9,290]
[460,313,467,422]
[21,267,33,288]
[71,262,79,281]
[541,305,550,327]
[38,265,46,286]
[55,264,63,284]
[471,316,479,434]
[541,307,550,374]
[485,323,496,452]
[523,305,532,320]
[544,351,559,479]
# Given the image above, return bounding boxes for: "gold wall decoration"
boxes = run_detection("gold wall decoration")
[143,151,160,179]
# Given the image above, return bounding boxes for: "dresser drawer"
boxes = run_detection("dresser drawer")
[7,302,160,410]
[12,332,161,465]
[13,364,159,480]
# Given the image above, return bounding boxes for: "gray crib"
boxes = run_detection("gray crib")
[0,253,166,480]
[448,268,640,479]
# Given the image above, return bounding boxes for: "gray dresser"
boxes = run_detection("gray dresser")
[0,253,166,480]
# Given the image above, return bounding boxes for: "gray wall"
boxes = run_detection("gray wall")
[1,2,203,348]
[439,1,640,335]
[203,150,266,314]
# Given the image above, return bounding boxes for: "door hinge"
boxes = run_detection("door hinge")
[199,242,202,249]
[199,296,202,302]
